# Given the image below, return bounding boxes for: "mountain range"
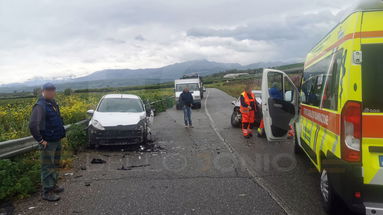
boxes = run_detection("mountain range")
[0,60,286,93]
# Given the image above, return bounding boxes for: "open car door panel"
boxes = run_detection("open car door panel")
[261,69,299,141]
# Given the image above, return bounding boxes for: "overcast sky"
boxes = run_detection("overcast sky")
[0,0,359,84]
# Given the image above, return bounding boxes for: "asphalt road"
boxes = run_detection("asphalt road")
[14,88,355,215]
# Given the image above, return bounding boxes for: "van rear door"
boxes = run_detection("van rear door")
[261,69,299,141]
[361,11,383,186]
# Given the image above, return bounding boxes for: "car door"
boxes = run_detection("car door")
[261,69,299,141]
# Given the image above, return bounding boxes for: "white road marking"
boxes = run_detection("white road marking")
[204,89,294,215]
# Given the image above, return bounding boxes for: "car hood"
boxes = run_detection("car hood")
[92,111,145,127]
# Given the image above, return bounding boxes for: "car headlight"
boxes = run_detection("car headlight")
[91,119,105,130]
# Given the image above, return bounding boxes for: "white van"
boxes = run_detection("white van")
[175,78,203,109]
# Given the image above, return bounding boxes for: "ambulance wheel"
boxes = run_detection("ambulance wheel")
[320,169,337,213]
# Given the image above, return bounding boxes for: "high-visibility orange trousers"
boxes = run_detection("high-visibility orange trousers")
[241,110,255,137]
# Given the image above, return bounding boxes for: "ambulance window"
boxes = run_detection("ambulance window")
[362,44,383,112]
[268,72,284,101]
[322,50,342,111]
[301,54,332,107]
[283,76,294,103]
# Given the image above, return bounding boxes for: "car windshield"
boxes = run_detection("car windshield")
[97,98,144,113]
[362,43,383,112]
[176,83,199,92]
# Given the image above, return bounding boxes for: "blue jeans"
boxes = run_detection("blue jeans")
[183,105,192,126]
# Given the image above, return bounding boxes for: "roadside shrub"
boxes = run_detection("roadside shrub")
[0,152,40,201]
[150,96,174,113]
[65,124,87,153]
[64,88,73,96]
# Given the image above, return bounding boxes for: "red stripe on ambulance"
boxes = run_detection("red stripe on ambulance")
[301,105,340,135]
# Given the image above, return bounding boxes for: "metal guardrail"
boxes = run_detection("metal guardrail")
[147,96,175,114]
[0,120,89,159]
[148,96,175,105]
[0,96,175,159]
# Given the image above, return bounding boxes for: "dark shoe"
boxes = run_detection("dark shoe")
[189,125,194,128]
[53,186,64,193]
[42,191,60,202]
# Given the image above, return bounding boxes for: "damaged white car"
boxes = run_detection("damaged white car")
[87,94,154,148]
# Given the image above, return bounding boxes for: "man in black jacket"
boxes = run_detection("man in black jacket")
[29,83,65,202]
[179,88,194,128]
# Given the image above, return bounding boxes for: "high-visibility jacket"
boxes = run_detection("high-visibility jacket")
[240,91,256,114]
[240,91,256,124]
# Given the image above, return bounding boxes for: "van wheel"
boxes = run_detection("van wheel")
[320,169,336,213]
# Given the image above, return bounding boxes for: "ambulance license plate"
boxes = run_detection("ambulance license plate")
[380,156,383,167]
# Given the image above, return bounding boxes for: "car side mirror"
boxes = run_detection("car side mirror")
[87,110,95,115]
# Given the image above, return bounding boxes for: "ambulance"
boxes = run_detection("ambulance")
[261,2,383,214]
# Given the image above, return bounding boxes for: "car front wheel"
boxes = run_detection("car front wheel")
[231,109,241,128]
[88,133,97,149]
[142,126,149,144]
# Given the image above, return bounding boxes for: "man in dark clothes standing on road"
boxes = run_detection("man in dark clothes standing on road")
[179,88,194,128]
[29,83,65,202]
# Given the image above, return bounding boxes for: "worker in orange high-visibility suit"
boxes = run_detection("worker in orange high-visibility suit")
[240,86,256,138]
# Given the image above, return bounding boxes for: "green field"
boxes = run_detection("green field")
[204,63,303,97]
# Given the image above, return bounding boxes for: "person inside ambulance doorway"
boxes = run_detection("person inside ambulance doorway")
[269,82,283,101]
[240,85,258,138]
[258,81,295,138]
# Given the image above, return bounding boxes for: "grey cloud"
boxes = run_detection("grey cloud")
[135,35,145,41]
[0,0,362,84]
[186,10,340,60]
[187,11,337,41]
